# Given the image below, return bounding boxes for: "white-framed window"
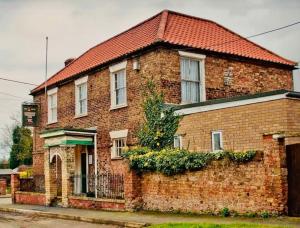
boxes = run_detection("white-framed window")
[212,131,223,151]
[47,87,58,123]
[75,76,88,116]
[109,129,128,159]
[112,138,126,158]
[109,61,127,109]
[179,51,205,104]
[174,135,183,149]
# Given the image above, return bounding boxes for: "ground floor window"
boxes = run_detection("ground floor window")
[112,138,126,158]
[212,131,223,151]
[174,135,183,149]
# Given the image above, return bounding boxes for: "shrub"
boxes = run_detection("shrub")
[226,150,256,163]
[220,207,230,217]
[137,81,181,150]
[261,211,270,218]
[123,147,257,176]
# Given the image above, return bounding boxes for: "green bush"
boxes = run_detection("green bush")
[137,81,182,150]
[220,207,230,217]
[261,211,270,219]
[123,148,257,176]
[226,150,256,163]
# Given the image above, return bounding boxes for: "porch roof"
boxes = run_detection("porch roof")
[40,128,96,147]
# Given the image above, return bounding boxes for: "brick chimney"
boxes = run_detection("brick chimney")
[64,58,76,66]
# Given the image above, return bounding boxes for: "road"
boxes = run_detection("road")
[0,211,118,228]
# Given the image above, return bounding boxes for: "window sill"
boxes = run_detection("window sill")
[74,113,88,119]
[110,104,128,111]
[47,121,58,125]
[111,157,123,161]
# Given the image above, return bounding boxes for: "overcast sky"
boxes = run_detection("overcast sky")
[0,0,299,158]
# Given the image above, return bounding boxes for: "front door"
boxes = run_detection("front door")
[81,153,87,194]
[287,144,300,216]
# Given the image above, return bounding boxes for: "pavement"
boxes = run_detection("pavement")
[0,197,300,227]
[0,211,116,228]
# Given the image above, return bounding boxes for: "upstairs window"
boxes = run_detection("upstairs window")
[109,61,127,109]
[75,76,88,117]
[179,51,206,104]
[212,131,223,151]
[113,70,126,106]
[47,88,58,124]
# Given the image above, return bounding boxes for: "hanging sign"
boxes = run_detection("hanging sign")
[22,103,39,127]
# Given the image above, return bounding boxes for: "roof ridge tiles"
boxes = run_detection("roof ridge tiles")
[156,10,169,41]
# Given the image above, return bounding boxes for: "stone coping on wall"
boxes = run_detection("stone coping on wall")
[68,195,125,204]
[15,191,45,196]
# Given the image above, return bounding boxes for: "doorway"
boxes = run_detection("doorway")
[286,144,300,216]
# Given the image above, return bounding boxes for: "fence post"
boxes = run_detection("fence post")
[263,134,287,214]
[0,179,6,195]
[11,173,20,203]
[123,161,142,211]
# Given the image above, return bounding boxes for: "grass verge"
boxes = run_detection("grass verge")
[148,223,290,228]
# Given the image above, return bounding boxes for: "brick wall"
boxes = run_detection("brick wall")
[14,192,46,206]
[160,49,293,103]
[32,47,293,175]
[0,179,6,195]
[177,99,300,152]
[68,196,125,211]
[138,136,287,214]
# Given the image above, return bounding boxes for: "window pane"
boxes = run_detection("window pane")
[190,60,200,81]
[214,133,221,150]
[191,82,200,102]
[174,136,181,148]
[180,58,189,80]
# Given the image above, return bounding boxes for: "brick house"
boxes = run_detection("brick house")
[13,10,300,215]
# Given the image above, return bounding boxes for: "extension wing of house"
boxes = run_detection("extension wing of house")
[14,10,299,215]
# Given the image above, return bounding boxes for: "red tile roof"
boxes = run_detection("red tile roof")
[32,10,296,94]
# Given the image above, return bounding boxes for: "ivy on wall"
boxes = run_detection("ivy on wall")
[123,148,257,176]
[137,80,182,150]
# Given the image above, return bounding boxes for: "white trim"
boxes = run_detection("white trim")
[109,61,127,73]
[47,89,58,124]
[175,93,288,116]
[94,134,98,198]
[174,135,183,149]
[75,76,88,86]
[179,51,206,60]
[179,52,206,103]
[75,78,88,116]
[109,129,128,139]
[212,131,223,151]
[110,67,127,109]
[47,87,58,95]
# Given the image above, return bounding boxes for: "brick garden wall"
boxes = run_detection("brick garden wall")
[68,196,125,211]
[0,179,6,195]
[14,192,46,206]
[139,137,286,214]
[32,47,293,176]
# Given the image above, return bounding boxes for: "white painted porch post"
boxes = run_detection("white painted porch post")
[94,134,98,198]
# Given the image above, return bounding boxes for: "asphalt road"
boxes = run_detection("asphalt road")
[0,211,118,228]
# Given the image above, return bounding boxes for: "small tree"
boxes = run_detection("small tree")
[9,126,32,169]
[137,81,181,150]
